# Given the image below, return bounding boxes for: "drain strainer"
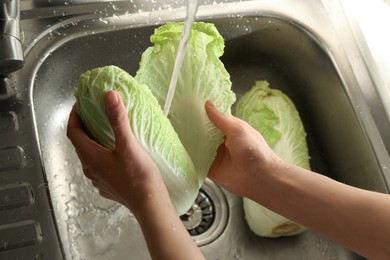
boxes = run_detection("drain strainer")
[180,178,229,246]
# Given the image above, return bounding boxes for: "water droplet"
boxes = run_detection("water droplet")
[98,17,109,25]
[171,223,177,231]
[112,13,121,21]
[112,4,119,10]
[3,241,10,249]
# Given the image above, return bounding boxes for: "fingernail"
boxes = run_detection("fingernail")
[206,100,224,114]
[106,91,119,108]
[206,100,215,109]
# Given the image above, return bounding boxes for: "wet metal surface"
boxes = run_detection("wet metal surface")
[1,1,389,259]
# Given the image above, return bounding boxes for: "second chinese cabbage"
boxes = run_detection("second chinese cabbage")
[235,81,310,237]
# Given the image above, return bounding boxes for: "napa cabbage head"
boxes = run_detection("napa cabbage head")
[135,22,236,187]
[75,65,199,215]
[235,81,310,237]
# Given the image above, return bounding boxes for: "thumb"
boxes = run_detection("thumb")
[205,100,235,135]
[105,90,133,150]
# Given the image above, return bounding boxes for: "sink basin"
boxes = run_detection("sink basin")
[1,1,389,259]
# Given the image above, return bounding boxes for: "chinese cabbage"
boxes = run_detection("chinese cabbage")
[75,66,199,215]
[136,22,236,187]
[235,81,310,237]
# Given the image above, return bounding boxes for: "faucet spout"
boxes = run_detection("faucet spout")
[0,0,24,76]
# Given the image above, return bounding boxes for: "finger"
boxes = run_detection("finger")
[99,190,115,201]
[105,91,134,151]
[91,180,107,191]
[67,105,101,157]
[208,143,228,179]
[83,167,99,182]
[205,101,237,135]
[67,104,83,130]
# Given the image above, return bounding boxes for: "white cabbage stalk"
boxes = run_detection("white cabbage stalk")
[235,81,310,237]
[243,198,306,237]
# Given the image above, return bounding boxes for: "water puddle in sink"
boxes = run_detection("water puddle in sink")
[44,138,148,259]
[163,0,199,115]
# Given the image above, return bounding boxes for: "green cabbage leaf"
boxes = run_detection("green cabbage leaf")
[136,22,236,187]
[235,81,310,237]
[75,66,199,215]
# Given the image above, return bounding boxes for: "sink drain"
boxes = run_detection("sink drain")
[180,178,228,246]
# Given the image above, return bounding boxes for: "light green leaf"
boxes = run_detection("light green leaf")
[75,65,199,215]
[136,22,236,187]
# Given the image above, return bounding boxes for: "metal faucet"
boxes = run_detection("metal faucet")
[0,0,24,77]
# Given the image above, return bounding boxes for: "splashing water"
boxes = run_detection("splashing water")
[163,0,200,116]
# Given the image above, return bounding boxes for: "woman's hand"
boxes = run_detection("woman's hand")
[205,101,281,198]
[67,91,167,216]
[67,90,204,260]
[206,101,390,260]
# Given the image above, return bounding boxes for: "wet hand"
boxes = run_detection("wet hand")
[67,91,167,216]
[205,101,281,198]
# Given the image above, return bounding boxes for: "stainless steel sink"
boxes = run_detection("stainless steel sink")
[1,0,390,259]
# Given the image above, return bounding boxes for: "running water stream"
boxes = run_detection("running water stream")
[163,0,200,116]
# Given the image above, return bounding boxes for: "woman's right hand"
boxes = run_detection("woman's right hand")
[205,101,390,260]
[67,91,167,217]
[205,101,282,198]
